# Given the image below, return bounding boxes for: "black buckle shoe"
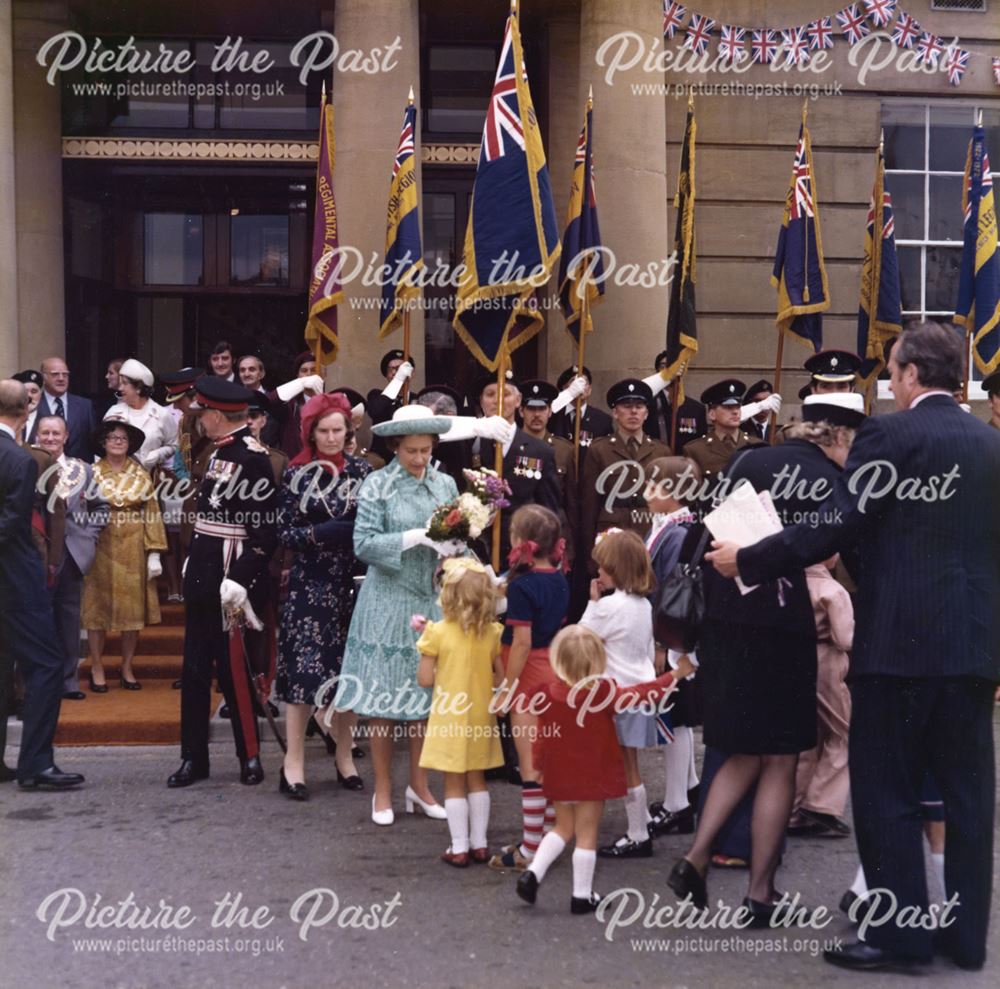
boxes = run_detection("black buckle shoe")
[570,892,602,915]
[167,760,209,788]
[279,768,309,801]
[649,803,695,837]
[516,871,539,905]
[240,756,264,785]
[667,857,708,910]
[598,834,653,859]
[18,765,85,790]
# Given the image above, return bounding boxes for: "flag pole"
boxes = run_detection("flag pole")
[963,110,984,403]
[770,333,785,445]
[314,79,328,371]
[865,129,885,416]
[572,84,594,472]
[801,100,810,305]
[492,354,507,572]
[669,363,684,452]
[401,84,415,405]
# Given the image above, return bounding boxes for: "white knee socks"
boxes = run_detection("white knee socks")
[529,831,566,881]
[663,726,698,812]
[444,797,470,854]
[468,790,490,850]
[625,784,649,842]
[572,848,597,899]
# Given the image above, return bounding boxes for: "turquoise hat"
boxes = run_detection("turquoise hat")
[371,404,453,437]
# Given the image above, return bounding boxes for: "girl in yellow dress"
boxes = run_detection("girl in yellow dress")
[416,559,504,868]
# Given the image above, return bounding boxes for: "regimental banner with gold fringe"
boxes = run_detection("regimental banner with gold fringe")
[661,99,698,396]
[857,143,902,390]
[304,90,343,366]
[379,100,424,339]
[771,115,830,352]
[955,124,1000,376]
[557,99,604,342]
[452,9,561,372]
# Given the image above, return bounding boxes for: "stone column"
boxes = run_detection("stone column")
[542,13,580,383]
[0,0,18,373]
[579,0,668,401]
[326,0,421,397]
[12,1,67,367]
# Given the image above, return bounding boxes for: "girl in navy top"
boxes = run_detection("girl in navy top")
[489,505,569,872]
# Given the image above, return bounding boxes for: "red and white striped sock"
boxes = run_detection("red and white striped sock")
[520,782,546,859]
[543,800,556,835]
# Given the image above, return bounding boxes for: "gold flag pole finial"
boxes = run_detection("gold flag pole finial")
[977,109,984,128]
[688,90,694,110]
[321,79,326,102]
[802,99,808,125]
[511,0,517,14]
[879,128,884,155]
[587,83,593,108]
[407,85,415,105]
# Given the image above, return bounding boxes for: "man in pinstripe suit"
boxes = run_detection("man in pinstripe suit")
[709,322,1000,973]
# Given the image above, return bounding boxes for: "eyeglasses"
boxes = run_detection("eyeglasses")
[105,433,129,443]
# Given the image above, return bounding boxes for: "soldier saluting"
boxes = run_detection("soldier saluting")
[682,378,764,489]
[167,377,278,789]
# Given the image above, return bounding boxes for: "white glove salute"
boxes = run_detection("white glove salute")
[147,552,162,580]
[275,374,325,402]
[381,361,414,401]
[439,415,515,446]
[740,392,782,422]
[219,578,248,610]
[641,370,671,399]
[550,375,588,414]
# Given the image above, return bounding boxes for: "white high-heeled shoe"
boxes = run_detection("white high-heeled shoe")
[404,785,447,819]
[371,795,394,826]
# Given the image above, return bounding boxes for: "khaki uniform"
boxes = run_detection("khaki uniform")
[682,429,763,485]
[579,431,670,562]
[538,431,577,564]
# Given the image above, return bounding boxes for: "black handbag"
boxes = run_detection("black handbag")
[653,526,712,652]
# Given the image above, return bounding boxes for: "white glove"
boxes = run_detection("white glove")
[219,578,248,610]
[432,538,468,558]
[667,648,699,670]
[351,402,365,419]
[959,402,972,414]
[739,393,781,422]
[550,375,589,414]
[642,370,670,399]
[275,374,324,402]
[472,416,515,445]
[381,361,414,401]
[147,552,162,580]
[401,528,434,552]
[437,416,476,442]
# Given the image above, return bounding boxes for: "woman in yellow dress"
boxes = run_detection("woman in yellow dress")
[416,559,505,867]
[81,416,167,692]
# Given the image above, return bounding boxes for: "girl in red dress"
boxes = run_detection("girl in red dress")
[515,625,694,913]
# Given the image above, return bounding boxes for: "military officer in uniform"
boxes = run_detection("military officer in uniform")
[682,378,765,493]
[366,350,417,461]
[519,379,578,564]
[742,379,777,442]
[644,350,707,448]
[549,365,613,467]
[468,372,560,564]
[167,377,278,789]
[983,370,1000,431]
[579,379,671,566]
[805,350,862,394]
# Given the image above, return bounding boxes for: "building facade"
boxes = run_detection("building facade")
[1,0,997,411]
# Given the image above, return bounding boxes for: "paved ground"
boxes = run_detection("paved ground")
[2,725,998,989]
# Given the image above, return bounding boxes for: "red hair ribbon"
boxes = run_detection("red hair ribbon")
[507,539,539,569]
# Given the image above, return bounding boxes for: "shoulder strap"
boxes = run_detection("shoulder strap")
[690,525,713,564]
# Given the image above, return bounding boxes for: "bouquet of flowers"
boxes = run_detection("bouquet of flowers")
[425,469,512,549]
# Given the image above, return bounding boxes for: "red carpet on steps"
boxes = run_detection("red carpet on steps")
[55,600,222,746]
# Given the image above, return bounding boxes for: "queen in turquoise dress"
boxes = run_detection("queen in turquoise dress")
[337,405,464,827]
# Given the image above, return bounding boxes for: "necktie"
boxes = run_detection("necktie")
[627,437,639,458]
[54,396,65,419]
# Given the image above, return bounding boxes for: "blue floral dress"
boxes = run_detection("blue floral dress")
[275,455,372,705]
[337,460,458,721]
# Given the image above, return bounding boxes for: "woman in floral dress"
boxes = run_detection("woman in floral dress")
[275,393,372,801]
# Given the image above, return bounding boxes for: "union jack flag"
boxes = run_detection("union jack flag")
[392,114,414,177]
[791,133,815,220]
[891,12,921,49]
[864,0,896,28]
[662,0,686,39]
[993,57,1000,87]
[837,4,871,44]
[916,32,943,66]
[718,25,746,64]
[808,17,835,51]
[682,13,714,54]
[870,190,895,239]
[945,47,969,87]
[481,20,525,163]
[782,27,810,67]
[751,29,779,64]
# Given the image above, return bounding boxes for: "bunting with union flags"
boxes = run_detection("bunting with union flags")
[661,99,698,392]
[379,100,423,339]
[955,124,1000,376]
[453,10,561,371]
[304,89,343,367]
[771,116,830,352]
[557,97,604,341]
[857,143,902,391]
